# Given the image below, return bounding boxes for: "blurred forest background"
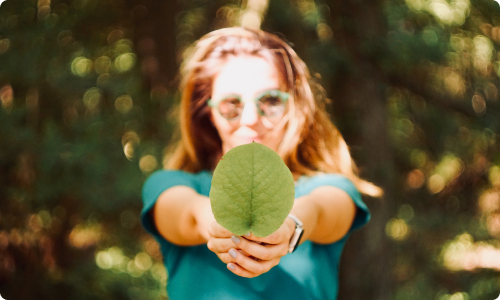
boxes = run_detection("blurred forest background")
[0,0,499,299]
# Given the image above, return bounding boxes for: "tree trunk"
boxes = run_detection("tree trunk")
[325,1,396,299]
[129,0,179,89]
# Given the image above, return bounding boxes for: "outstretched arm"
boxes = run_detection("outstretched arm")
[152,186,214,246]
[292,185,357,244]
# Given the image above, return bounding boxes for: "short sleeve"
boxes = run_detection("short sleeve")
[140,170,208,238]
[296,174,370,233]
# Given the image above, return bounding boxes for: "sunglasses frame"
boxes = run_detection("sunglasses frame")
[207,89,290,121]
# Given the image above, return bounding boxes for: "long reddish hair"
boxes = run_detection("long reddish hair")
[165,27,382,197]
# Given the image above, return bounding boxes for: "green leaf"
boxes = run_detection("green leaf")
[210,142,295,237]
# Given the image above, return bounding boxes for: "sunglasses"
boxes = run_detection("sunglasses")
[207,89,290,121]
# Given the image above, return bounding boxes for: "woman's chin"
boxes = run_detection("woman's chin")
[238,138,262,145]
[223,139,277,154]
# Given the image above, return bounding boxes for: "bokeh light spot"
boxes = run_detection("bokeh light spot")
[410,150,428,168]
[428,174,445,194]
[486,214,500,237]
[423,27,439,45]
[114,53,136,73]
[122,132,140,160]
[488,166,500,187]
[115,41,133,56]
[127,260,143,277]
[115,95,133,114]
[479,191,500,214]
[96,251,113,269]
[407,169,425,189]
[472,94,486,115]
[139,155,158,173]
[123,142,135,160]
[0,39,11,54]
[405,0,425,11]
[150,262,167,282]
[429,2,452,25]
[441,233,500,272]
[94,56,112,74]
[473,35,493,73]
[134,252,152,271]
[69,222,102,249]
[96,247,128,271]
[71,57,93,77]
[38,210,51,228]
[83,88,102,110]
[444,69,465,95]
[96,73,111,87]
[439,292,470,300]
[107,29,124,45]
[0,85,14,112]
[386,218,409,240]
[398,204,414,222]
[316,23,333,42]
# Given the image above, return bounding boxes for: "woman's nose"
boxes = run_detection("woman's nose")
[239,102,259,126]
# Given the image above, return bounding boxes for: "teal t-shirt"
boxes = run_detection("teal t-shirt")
[141,170,370,300]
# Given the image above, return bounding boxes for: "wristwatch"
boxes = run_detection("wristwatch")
[287,214,304,253]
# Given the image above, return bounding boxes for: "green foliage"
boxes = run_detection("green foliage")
[1,0,500,299]
[210,142,295,237]
[0,0,167,299]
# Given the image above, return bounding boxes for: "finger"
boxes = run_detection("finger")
[232,235,288,260]
[217,253,233,264]
[227,263,258,278]
[207,237,237,254]
[227,250,280,277]
[217,249,254,264]
[238,249,252,257]
[208,221,234,238]
[244,230,287,245]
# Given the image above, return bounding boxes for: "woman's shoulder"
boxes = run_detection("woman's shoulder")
[295,172,363,205]
[145,169,212,184]
[296,173,357,191]
[142,169,213,197]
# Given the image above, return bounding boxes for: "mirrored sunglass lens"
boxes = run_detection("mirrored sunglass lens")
[219,98,243,119]
[258,93,285,117]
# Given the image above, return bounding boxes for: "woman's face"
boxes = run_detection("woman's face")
[210,55,287,154]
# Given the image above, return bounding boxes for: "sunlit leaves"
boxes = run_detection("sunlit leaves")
[440,233,500,272]
[405,0,471,26]
[0,0,159,299]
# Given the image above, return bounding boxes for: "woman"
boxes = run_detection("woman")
[141,27,381,299]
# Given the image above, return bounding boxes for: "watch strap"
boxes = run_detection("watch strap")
[287,214,304,253]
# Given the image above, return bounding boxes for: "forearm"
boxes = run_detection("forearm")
[289,186,356,244]
[152,186,214,246]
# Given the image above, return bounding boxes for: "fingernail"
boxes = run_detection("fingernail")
[229,249,237,259]
[244,232,251,237]
[231,235,240,244]
[228,263,235,271]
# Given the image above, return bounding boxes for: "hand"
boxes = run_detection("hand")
[207,218,296,278]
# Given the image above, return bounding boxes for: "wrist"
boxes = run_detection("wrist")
[285,217,296,239]
[191,197,213,241]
